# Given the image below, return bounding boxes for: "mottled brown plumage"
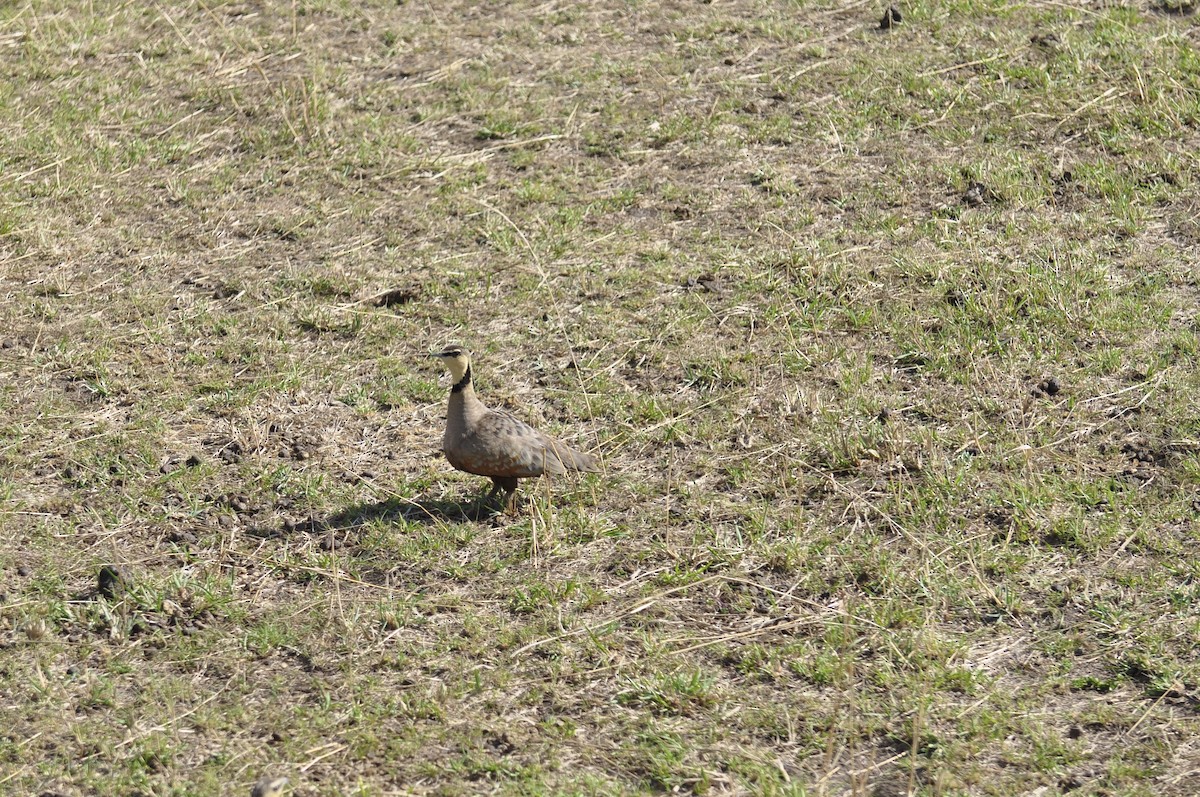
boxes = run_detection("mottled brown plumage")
[432,345,598,509]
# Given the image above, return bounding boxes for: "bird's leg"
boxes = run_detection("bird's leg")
[484,479,503,502]
[486,476,520,514]
[463,478,523,520]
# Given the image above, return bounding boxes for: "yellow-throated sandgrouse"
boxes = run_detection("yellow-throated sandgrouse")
[431,345,598,508]
[250,776,289,797]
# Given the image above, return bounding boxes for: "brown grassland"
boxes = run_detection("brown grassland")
[2,0,1200,794]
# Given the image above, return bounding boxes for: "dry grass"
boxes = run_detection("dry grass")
[3,1,1200,795]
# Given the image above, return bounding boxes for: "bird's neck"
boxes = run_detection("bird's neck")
[446,368,486,437]
[448,366,481,416]
[450,364,472,394]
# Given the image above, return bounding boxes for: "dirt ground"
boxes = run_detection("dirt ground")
[2,1,1200,795]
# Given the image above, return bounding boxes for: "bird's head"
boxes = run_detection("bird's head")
[250,776,290,797]
[430,344,472,382]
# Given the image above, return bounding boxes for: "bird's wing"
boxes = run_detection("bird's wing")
[466,408,595,477]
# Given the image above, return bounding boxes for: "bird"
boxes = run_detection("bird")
[430,344,599,510]
[250,776,289,797]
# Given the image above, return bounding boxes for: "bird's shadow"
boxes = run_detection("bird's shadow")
[322,494,501,530]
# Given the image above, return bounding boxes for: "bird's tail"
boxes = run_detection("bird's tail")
[549,441,600,473]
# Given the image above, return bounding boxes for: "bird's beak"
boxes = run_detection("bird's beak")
[428,352,443,358]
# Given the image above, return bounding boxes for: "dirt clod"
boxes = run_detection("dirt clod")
[98,565,131,599]
[166,529,198,546]
[1033,377,1061,397]
[1121,439,1167,466]
[963,181,988,206]
[683,273,726,293]
[1031,32,1061,50]
[376,286,421,307]
[218,441,244,464]
[1122,466,1156,484]
[880,5,902,28]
